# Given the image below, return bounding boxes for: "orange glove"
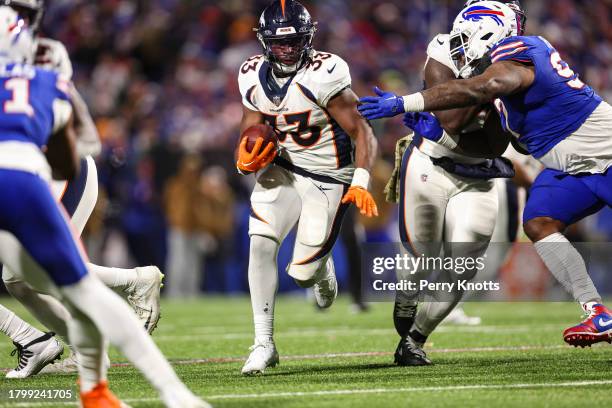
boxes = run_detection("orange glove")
[236,137,277,174]
[342,186,379,218]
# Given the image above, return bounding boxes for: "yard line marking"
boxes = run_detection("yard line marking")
[4,379,612,406]
[104,344,567,368]
[152,324,563,341]
[0,344,581,372]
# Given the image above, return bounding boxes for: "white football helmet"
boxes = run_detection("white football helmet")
[449,1,518,78]
[0,6,35,64]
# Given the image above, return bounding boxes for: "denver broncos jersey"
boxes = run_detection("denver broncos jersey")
[491,36,603,159]
[0,63,72,178]
[238,52,354,184]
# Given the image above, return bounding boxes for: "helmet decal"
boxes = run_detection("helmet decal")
[462,5,506,26]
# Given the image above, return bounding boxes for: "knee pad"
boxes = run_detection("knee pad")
[297,203,329,247]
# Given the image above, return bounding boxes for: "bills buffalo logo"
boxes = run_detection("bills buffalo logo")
[462,6,505,26]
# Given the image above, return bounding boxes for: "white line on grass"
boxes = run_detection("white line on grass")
[152,324,563,342]
[4,380,612,407]
[105,344,566,368]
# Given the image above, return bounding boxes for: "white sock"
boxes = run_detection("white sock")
[249,236,279,343]
[0,304,45,345]
[62,306,107,393]
[88,263,139,291]
[4,281,70,339]
[534,233,601,304]
[61,275,185,395]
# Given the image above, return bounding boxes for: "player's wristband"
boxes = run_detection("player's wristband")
[436,131,460,150]
[402,92,425,112]
[351,168,371,189]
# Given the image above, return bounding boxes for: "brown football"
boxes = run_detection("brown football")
[241,124,278,153]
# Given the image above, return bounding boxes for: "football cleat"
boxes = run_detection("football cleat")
[313,258,337,309]
[241,338,279,375]
[40,350,111,375]
[127,266,164,334]
[6,332,63,379]
[443,307,482,326]
[394,335,432,366]
[80,381,131,408]
[563,304,612,347]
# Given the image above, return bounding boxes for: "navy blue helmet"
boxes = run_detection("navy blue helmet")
[464,0,526,35]
[256,0,317,75]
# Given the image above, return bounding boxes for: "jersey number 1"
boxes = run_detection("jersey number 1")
[4,78,34,116]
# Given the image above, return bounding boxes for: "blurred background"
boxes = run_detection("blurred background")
[19,0,611,300]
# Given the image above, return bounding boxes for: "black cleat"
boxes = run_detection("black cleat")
[394,335,432,366]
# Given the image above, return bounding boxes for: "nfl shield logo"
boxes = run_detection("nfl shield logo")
[421,174,428,182]
[273,96,282,106]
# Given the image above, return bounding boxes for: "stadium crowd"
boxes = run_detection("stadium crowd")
[37,0,612,295]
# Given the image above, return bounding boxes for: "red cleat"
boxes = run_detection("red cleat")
[563,304,612,348]
[80,381,126,408]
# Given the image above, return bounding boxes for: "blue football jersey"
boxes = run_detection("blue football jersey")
[0,63,70,148]
[490,36,602,158]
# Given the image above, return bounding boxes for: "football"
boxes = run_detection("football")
[242,124,278,153]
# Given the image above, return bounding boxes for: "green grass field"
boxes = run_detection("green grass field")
[0,296,610,407]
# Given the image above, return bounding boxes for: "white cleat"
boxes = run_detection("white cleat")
[313,258,337,309]
[443,307,482,326]
[241,338,279,375]
[161,386,212,408]
[6,332,63,379]
[40,350,111,374]
[127,266,163,334]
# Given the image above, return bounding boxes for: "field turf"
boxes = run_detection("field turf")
[0,296,610,407]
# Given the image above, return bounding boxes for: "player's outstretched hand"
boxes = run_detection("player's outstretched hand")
[342,186,379,218]
[403,112,443,142]
[358,87,405,120]
[236,137,277,174]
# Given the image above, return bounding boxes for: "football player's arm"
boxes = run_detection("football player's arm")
[424,58,483,135]
[70,86,101,157]
[46,114,80,181]
[327,88,379,217]
[236,105,275,174]
[408,61,535,112]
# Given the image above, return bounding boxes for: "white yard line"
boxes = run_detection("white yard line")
[4,380,611,407]
[0,344,569,372]
[105,344,567,368]
[152,324,562,342]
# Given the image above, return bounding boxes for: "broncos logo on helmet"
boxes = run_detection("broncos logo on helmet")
[256,0,317,76]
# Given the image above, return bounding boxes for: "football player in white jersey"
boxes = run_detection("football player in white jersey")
[237,0,378,374]
[0,0,163,378]
[380,0,525,366]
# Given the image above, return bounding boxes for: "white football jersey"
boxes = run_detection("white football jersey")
[238,52,355,184]
[421,34,485,164]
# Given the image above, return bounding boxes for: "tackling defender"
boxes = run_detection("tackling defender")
[359,1,612,346]
[0,0,163,379]
[237,0,378,374]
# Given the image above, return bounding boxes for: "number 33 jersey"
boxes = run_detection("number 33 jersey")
[238,51,355,184]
